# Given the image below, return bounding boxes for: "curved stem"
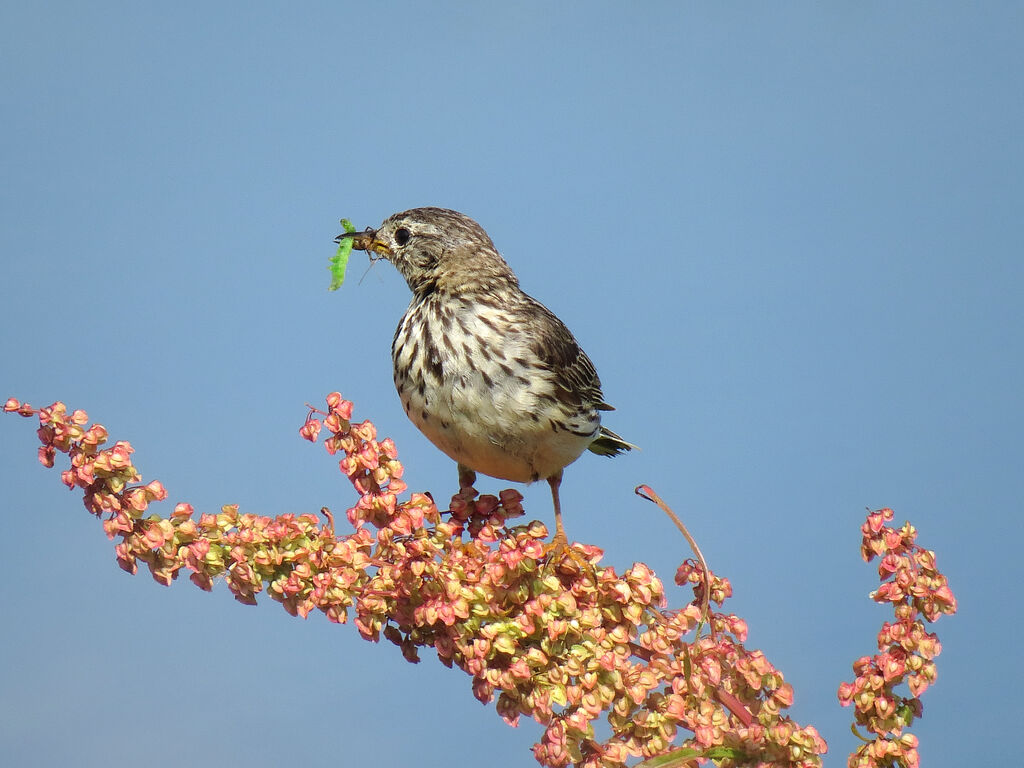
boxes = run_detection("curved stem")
[634,484,711,628]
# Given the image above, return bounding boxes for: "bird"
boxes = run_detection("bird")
[335,207,633,552]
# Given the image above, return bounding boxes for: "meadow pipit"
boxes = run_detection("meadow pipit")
[336,207,633,551]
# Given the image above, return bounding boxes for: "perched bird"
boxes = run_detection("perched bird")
[335,207,633,550]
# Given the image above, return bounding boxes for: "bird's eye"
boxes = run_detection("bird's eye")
[395,227,411,247]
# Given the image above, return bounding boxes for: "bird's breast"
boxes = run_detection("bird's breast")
[390,297,600,482]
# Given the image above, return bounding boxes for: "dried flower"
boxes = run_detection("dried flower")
[4,396,952,767]
[838,508,956,768]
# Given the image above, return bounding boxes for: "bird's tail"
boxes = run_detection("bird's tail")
[588,426,638,457]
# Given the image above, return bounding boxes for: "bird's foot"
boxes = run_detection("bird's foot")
[543,532,598,582]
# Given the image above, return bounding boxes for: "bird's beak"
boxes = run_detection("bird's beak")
[334,228,390,256]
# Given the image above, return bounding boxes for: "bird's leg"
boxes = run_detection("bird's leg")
[547,470,569,550]
[458,463,477,492]
[543,471,595,579]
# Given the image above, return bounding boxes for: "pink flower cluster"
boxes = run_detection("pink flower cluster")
[837,508,957,768]
[4,395,951,767]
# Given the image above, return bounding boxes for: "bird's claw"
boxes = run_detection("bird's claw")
[543,534,598,582]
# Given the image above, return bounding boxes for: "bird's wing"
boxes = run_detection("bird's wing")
[521,294,608,410]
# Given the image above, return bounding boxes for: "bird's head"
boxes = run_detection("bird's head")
[335,207,517,296]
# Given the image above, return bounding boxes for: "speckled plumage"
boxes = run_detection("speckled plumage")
[336,207,632,546]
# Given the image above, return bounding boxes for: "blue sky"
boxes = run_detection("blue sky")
[2,3,1021,766]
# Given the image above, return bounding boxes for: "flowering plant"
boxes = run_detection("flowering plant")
[837,508,956,768]
[3,394,954,767]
